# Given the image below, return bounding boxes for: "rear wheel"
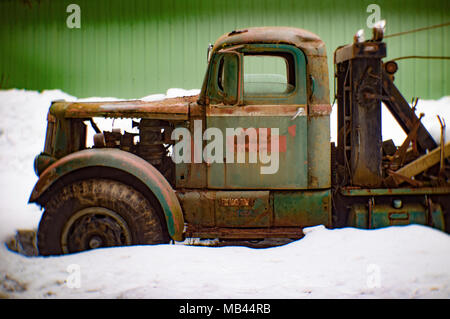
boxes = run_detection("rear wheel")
[37,179,169,255]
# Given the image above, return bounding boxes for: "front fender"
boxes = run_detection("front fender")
[29,148,184,241]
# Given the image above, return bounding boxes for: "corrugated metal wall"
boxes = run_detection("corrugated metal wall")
[0,0,448,99]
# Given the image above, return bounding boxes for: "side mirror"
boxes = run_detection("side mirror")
[207,43,213,62]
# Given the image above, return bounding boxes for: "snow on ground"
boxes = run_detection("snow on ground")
[1,225,449,299]
[0,88,449,299]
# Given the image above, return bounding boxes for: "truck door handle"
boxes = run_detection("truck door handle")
[291,107,305,120]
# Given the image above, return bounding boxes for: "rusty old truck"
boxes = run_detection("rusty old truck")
[29,25,450,255]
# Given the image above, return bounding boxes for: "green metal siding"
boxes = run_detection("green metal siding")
[0,0,448,99]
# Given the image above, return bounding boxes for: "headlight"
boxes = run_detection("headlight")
[34,153,56,177]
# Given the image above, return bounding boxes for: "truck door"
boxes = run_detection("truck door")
[206,44,308,189]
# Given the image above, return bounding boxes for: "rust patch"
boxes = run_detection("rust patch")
[185,225,304,239]
[213,27,326,58]
[309,104,332,116]
[219,198,255,207]
[207,104,304,117]
[52,95,198,120]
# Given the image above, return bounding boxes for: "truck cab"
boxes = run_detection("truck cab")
[174,27,333,238]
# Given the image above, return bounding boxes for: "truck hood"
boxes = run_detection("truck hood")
[49,95,199,120]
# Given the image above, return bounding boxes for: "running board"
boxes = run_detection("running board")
[185,225,304,239]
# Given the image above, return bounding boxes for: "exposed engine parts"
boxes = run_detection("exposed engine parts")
[91,119,175,185]
[137,119,167,167]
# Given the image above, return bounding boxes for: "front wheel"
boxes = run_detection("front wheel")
[37,179,169,255]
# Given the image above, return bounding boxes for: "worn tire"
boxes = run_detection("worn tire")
[37,179,169,256]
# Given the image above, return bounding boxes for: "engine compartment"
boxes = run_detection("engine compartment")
[89,118,176,186]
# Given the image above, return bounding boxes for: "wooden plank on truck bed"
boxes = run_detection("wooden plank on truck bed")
[395,142,450,178]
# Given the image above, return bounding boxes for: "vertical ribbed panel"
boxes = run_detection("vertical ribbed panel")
[0,0,448,99]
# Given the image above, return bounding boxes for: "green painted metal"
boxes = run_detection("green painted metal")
[28,148,185,241]
[178,190,272,228]
[215,191,271,227]
[0,0,448,100]
[33,152,57,176]
[179,190,272,228]
[52,118,86,159]
[205,114,309,189]
[178,189,330,229]
[206,49,242,105]
[348,203,445,231]
[177,191,215,226]
[273,189,331,227]
[340,186,450,196]
[202,42,330,189]
[307,116,331,188]
[170,36,329,191]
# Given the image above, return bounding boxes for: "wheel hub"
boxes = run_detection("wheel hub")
[61,207,132,254]
[88,236,103,249]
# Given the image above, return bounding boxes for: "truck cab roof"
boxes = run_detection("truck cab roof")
[199,26,330,107]
[212,26,326,57]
